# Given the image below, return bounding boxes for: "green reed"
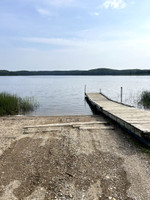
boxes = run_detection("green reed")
[0,92,38,116]
[138,91,150,109]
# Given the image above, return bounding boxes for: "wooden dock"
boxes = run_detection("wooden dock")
[85,93,150,146]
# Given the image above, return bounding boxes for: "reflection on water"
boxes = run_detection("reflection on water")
[0,76,150,116]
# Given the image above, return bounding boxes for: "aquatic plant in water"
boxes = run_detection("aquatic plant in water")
[138,91,150,109]
[0,92,38,116]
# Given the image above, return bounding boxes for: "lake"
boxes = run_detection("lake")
[0,76,150,116]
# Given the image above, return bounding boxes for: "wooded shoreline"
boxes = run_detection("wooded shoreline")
[1,68,150,76]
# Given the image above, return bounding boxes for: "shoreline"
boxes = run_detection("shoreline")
[0,115,150,199]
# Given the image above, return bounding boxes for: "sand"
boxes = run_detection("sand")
[0,115,150,200]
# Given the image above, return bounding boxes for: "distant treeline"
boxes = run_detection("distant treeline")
[1,68,150,76]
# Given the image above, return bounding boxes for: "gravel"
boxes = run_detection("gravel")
[0,115,150,200]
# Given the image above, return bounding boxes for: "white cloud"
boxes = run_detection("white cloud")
[36,8,51,16]
[101,0,126,9]
[23,37,84,47]
[3,36,150,70]
[91,12,100,16]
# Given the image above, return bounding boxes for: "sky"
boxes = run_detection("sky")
[0,0,150,70]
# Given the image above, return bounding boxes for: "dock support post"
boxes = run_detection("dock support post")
[121,87,123,103]
[84,85,87,95]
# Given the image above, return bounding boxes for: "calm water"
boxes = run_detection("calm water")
[0,76,150,116]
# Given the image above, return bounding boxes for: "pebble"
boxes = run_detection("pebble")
[109,197,117,200]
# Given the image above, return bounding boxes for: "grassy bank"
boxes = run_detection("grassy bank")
[0,92,38,116]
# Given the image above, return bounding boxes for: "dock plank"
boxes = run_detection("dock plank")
[86,93,150,146]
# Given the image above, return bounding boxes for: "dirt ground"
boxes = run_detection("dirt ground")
[0,115,150,200]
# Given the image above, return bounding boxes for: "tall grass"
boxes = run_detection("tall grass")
[0,92,38,116]
[138,91,150,109]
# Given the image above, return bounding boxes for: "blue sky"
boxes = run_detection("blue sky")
[0,0,150,70]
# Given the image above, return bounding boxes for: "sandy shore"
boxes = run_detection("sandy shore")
[0,115,150,200]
